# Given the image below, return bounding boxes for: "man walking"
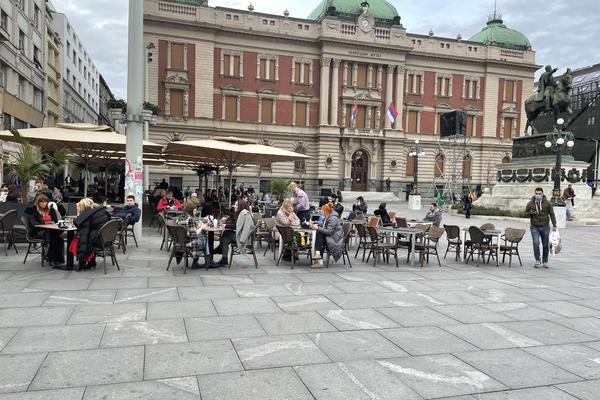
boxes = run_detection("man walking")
[289,182,311,223]
[526,187,557,268]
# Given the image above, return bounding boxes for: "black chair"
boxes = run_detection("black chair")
[0,210,19,255]
[500,228,526,268]
[165,224,194,274]
[228,227,258,269]
[261,218,278,259]
[324,222,353,268]
[276,225,312,269]
[354,223,374,261]
[21,216,46,266]
[93,220,121,274]
[443,224,462,261]
[465,226,496,266]
[366,226,399,268]
[124,220,139,249]
[116,215,130,254]
[414,226,445,268]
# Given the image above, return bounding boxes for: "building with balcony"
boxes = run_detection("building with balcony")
[50,9,99,124]
[44,0,61,127]
[144,0,538,194]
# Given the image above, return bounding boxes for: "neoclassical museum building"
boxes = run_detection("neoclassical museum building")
[143,0,537,195]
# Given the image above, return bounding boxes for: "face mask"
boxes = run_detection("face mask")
[534,195,543,202]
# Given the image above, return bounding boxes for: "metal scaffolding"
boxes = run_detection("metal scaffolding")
[431,133,472,207]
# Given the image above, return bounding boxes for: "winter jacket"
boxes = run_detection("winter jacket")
[25,207,58,237]
[74,206,111,260]
[424,209,443,227]
[115,204,141,224]
[525,196,557,227]
[156,197,183,212]
[317,211,344,261]
[352,202,368,213]
[235,209,256,254]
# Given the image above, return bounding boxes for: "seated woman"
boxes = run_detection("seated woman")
[275,200,300,227]
[74,198,111,271]
[156,191,183,213]
[310,203,344,268]
[25,194,64,266]
[348,196,368,221]
[373,202,394,226]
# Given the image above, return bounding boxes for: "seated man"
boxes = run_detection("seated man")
[424,203,443,227]
[114,195,141,225]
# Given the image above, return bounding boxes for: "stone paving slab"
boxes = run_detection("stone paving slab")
[87,277,148,290]
[524,344,600,379]
[464,386,579,399]
[0,388,86,399]
[455,348,581,389]
[197,368,313,400]
[379,326,478,356]
[557,379,600,400]
[26,279,91,291]
[255,311,337,335]
[83,376,200,400]
[494,320,596,345]
[432,304,515,324]
[100,319,188,347]
[308,330,408,361]
[271,295,341,312]
[212,297,281,315]
[144,340,243,379]
[232,334,330,369]
[282,282,344,296]
[42,290,116,306]
[552,317,600,339]
[177,285,238,300]
[0,307,73,328]
[113,287,179,303]
[377,306,459,327]
[0,293,49,308]
[294,361,422,400]
[320,308,400,330]
[441,323,543,350]
[0,328,17,352]
[146,300,216,320]
[480,302,563,321]
[0,353,47,393]
[30,346,144,390]
[1,324,104,354]
[185,315,266,341]
[67,303,146,325]
[233,284,295,298]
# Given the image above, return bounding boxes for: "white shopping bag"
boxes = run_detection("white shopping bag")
[550,230,562,255]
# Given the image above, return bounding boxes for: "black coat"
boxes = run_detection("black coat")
[74,206,111,260]
[25,207,58,236]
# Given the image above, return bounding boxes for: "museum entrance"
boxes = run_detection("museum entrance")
[351,150,369,191]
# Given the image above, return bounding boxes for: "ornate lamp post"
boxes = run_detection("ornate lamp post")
[544,118,575,206]
[408,139,425,194]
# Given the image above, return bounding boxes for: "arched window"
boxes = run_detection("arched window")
[501,156,511,164]
[293,145,306,174]
[434,154,444,178]
[406,153,415,177]
[462,155,472,178]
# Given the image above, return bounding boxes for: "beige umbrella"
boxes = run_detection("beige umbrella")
[163,137,311,203]
[0,123,162,196]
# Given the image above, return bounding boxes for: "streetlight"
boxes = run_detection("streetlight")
[545,118,575,206]
[408,139,425,194]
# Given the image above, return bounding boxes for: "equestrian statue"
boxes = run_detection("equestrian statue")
[524,66,573,135]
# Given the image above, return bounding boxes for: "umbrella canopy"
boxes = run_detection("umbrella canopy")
[163,137,311,203]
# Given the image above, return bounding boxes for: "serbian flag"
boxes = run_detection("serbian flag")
[387,102,399,124]
[351,102,359,121]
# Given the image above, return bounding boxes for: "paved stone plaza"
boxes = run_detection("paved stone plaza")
[1,210,600,399]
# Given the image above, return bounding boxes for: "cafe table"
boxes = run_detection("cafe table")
[379,226,426,266]
[462,227,503,266]
[35,223,78,271]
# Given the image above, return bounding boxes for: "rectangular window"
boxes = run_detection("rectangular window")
[471,80,478,98]
[294,62,301,83]
[3,113,11,130]
[33,88,42,110]
[466,115,475,136]
[504,80,515,101]
[295,102,307,126]
[259,59,267,80]
[34,5,40,29]
[303,64,310,84]
[224,95,238,121]
[18,76,26,99]
[356,105,367,128]
[269,60,276,81]
[1,10,7,31]
[503,117,513,139]
[406,154,415,177]
[407,110,418,133]
[72,50,76,63]
[261,98,274,124]
[407,73,414,94]
[356,64,368,88]
[18,30,25,51]
[223,54,240,77]
[171,43,184,70]
[170,89,184,118]
[437,77,450,96]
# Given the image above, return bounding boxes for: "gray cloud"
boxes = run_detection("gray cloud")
[52,0,598,98]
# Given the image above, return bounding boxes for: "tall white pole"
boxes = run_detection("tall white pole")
[126,0,144,239]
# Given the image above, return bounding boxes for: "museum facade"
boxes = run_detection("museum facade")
[143,0,538,195]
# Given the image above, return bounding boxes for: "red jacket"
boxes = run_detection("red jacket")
[156,198,183,212]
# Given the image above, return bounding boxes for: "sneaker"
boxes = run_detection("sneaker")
[534,261,541,268]
[542,263,549,269]
[310,263,322,269]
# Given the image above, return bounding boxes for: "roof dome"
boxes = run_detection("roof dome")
[469,18,531,50]
[308,0,400,23]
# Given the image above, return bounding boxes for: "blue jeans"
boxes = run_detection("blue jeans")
[531,225,550,263]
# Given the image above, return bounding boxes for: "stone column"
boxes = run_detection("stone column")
[330,59,340,127]
[377,65,383,90]
[319,57,331,126]
[385,64,395,129]
[395,66,405,130]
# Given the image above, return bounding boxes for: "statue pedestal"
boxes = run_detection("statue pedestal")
[554,206,567,229]
[408,194,421,211]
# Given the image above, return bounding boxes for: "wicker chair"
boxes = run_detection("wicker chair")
[165,224,193,274]
[0,210,18,256]
[366,226,399,268]
[21,216,46,266]
[92,220,122,274]
[465,226,497,266]
[500,228,526,268]
[116,215,131,255]
[354,223,374,261]
[443,224,462,261]
[414,226,445,267]
[276,225,312,269]
[261,218,278,259]
[228,227,258,269]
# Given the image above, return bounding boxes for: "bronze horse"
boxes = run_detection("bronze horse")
[524,69,573,135]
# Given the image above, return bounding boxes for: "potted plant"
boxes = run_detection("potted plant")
[107,98,127,120]
[270,177,293,203]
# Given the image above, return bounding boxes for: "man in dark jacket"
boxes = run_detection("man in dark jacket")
[115,195,141,225]
[74,204,111,270]
[526,187,557,269]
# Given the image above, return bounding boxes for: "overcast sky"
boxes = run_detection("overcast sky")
[51,0,599,100]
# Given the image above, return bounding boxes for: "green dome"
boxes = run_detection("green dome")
[308,0,400,23]
[469,18,531,50]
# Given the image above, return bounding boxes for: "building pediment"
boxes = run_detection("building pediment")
[435,103,452,110]
[165,70,191,90]
[220,84,242,92]
[406,100,423,107]
[292,91,313,98]
[257,88,278,95]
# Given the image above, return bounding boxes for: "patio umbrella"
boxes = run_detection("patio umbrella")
[163,137,311,203]
[0,123,162,196]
